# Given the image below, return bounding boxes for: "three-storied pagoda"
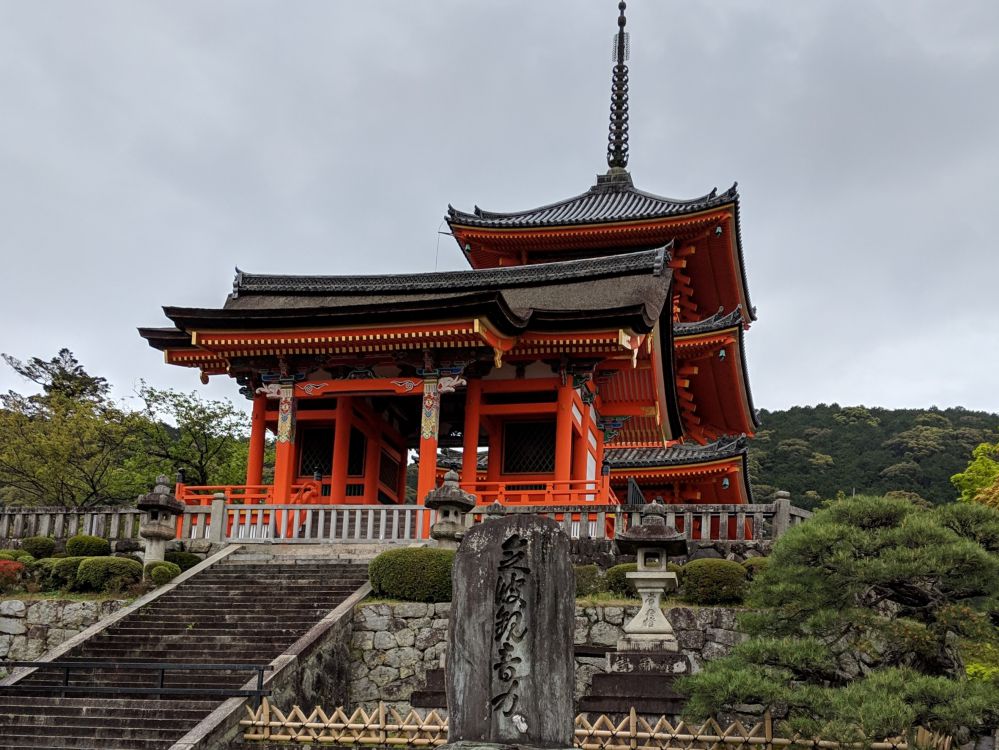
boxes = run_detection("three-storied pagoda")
[139,2,758,516]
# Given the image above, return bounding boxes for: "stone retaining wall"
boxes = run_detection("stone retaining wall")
[0,598,127,671]
[349,601,744,714]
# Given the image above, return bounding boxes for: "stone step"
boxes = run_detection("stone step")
[0,732,177,749]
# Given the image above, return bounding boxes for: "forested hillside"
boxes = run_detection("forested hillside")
[749,405,999,508]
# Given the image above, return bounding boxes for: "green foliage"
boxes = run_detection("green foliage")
[76,556,143,593]
[50,556,88,588]
[606,563,637,596]
[65,534,111,557]
[680,495,999,737]
[164,551,202,572]
[680,559,747,605]
[751,406,999,507]
[137,383,249,486]
[20,536,56,559]
[952,441,999,506]
[145,560,182,586]
[574,565,604,597]
[368,548,455,602]
[0,549,34,562]
[741,556,770,579]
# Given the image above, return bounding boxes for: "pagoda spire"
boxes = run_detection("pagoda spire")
[606,1,630,170]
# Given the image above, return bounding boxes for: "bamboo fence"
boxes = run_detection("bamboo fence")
[240,700,952,750]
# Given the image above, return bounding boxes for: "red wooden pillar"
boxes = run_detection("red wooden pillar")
[272,383,297,504]
[363,430,381,505]
[462,379,482,487]
[246,392,268,486]
[331,396,353,503]
[416,378,440,504]
[486,419,501,481]
[554,380,574,500]
[572,393,590,483]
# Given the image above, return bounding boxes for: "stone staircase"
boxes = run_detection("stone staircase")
[0,554,369,750]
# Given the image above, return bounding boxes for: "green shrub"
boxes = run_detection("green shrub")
[0,560,26,593]
[741,556,770,579]
[21,536,56,559]
[165,551,201,572]
[50,556,88,589]
[575,564,605,597]
[76,557,143,593]
[681,558,747,604]
[65,535,111,557]
[0,549,34,562]
[606,563,638,596]
[145,561,182,586]
[368,548,454,602]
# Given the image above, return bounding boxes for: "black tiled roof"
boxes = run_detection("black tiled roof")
[674,308,745,337]
[233,248,668,296]
[447,176,738,229]
[604,435,748,469]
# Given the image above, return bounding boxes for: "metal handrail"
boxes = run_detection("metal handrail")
[0,660,271,705]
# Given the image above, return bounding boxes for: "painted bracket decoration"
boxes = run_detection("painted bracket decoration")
[276,382,296,444]
[421,378,441,441]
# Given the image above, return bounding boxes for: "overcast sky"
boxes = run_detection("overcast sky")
[1,1,997,416]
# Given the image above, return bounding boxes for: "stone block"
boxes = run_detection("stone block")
[707,627,743,647]
[394,628,416,648]
[693,609,715,629]
[0,634,12,657]
[433,602,451,615]
[702,640,729,661]
[60,602,94,630]
[689,547,722,560]
[46,627,80,648]
[0,600,26,618]
[677,630,706,650]
[393,602,428,618]
[664,606,697,631]
[714,608,739,630]
[386,647,421,669]
[373,631,396,650]
[8,637,44,660]
[574,616,590,644]
[602,606,624,626]
[414,625,445,651]
[351,632,374,650]
[0,618,26,636]
[25,600,59,625]
[589,621,621,647]
[363,649,388,668]
[187,540,212,554]
[368,665,399,687]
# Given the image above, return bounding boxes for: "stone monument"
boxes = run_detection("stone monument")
[137,475,184,565]
[446,509,575,749]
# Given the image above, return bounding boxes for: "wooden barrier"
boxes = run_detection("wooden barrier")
[240,701,951,750]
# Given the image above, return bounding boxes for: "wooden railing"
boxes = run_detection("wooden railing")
[460,478,613,505]
[469,497,811,542]
[0,506,145,543]
[180,502,435,544]
[240,700,951,750]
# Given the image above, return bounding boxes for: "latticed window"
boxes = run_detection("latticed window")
[379,450,400,490]
[347,427,366,476]
[502,420,556,474]
[298,427,333,476]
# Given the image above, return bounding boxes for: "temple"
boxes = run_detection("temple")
[139,2,758,520]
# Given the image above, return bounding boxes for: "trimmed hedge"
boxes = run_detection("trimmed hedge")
[165,551,201,572]
[0,549,34,563]
[21,536,56,559]
[681,558,747,604]
[76,557,143,593]
[145,561,182,586]
[368,548,454,602]
[66,535,111,557]
[741,556,770,579]
[51,556,88,589]
[575,564,604,596]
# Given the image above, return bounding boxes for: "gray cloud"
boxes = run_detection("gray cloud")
[0,1,996,413]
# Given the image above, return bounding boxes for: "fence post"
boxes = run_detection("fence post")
[208,492,226,543]
[773,491,791,539]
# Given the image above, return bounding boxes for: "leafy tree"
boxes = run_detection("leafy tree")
[679,496,999,740]
[137,383,249,486]
[952,442,999,507]
[0,351,154,506]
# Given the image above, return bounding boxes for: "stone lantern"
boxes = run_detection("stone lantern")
[424,471,476,550]
[614,497,688,651]
[138,475,185,565]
